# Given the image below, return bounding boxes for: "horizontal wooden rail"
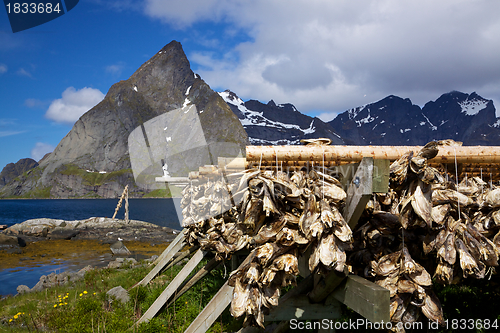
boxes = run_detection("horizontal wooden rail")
[246,145,500,164]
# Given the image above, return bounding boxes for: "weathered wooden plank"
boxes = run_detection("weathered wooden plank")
[153,229,186,266]
[161,245,200,274]
[135,249,207,326]
[132,229,186,288]
[372,159,390,193]
[246,145,500,164]
[308,267,348,303]
[265,294,342,322]
[165,257,222,309]
[183,281,233,333]
[297,245,312,278]
[331,275,390,323]
[184,252,256,333]
[343,157,373,229]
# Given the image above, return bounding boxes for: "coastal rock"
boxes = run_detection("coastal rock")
[4,218,63,236]
[16,285,31,295]
[106,286,130,304]
[47,227,79,240]
[30,265,93,292]
[0,234,26,247]
[4,217,179,244]
[107,257,137,269]
[110,241,131,255]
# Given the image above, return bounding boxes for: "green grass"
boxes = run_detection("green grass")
[59,164,132,187]
[4,251,499,332]
[0,257,240,332]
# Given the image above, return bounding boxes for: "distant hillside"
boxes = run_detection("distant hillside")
[0,158,38,189]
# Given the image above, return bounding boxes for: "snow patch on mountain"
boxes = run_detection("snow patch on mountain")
[218,91,316,135]
[459,97,488,116]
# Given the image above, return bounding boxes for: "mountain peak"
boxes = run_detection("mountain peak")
[1,41,248,198]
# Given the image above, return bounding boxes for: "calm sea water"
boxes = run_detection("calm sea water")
[0,198,181,297]
[0,198,181,230]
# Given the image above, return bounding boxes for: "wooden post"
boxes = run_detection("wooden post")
[184,252,257,333]
[308,267,348,303]
[112,185,129,220]
[330,275,390,323]
[165,257,222,309]
[132,229,186,288]
[134,249,208,326]
[343,158,374,229]
[184,282,234,333]
[124,186,129,223]
[342,157,389,229]
[265,294,342,322]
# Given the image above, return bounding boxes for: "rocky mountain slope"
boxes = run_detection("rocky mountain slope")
[219,90,344,145]
[328,91,500,145]
[0,158,38,189]
[0,41,247,198]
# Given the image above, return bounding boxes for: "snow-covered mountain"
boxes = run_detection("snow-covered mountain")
[220,90,500,146]
[328,91,500,145]
[218,90,344,145]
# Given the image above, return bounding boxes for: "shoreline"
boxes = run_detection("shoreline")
[0,217,178,297]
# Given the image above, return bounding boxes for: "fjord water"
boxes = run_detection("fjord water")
[0,198,181,230]
[0,198,181,297]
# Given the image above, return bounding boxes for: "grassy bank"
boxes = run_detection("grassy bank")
[2,251,500,332]
[0,257,241,332]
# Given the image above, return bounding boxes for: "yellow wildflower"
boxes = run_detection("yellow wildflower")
[13,315,18,319]
[79,293,83,297]
[54,304,57,308]
[83,290,88,294]
[9,319,12,323]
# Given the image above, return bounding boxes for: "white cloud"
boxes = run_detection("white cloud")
[143,0,500,114]
[25,98,47,108]
[31,142,55,161]
[45,87,105,125]
[16,68,32,78]
[0,130,25,138]
[0,64,7,74]
[105,63,125,76]
[316,112,339,123]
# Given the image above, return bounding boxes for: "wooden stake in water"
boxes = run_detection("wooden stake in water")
[112,185,129,222]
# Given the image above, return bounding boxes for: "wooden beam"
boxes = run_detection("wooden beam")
[265,294,342,322]
[165,257,222,309]
[134,249,207,326]
[372,159,390,193]
[184,252,256,333]
[132,229,186,288]
[308,268,348,303]
[246,145,500,164]
[160,245,200,274]
[343,157,374,229]
[183,279,233,333]
[331,275,390,323]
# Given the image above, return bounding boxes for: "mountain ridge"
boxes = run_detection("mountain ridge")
[0,41,248,198]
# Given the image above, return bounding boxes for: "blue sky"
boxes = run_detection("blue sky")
[1,0,500,171]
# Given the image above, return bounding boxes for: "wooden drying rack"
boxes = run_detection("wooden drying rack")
[131,144,500,332]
